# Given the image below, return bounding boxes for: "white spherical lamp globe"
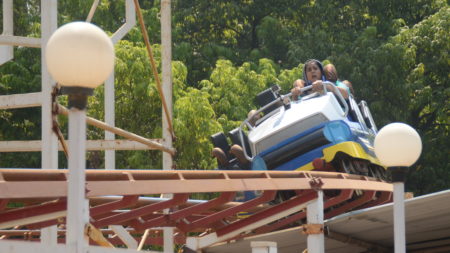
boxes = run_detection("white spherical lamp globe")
[374,123,422,167]
[45,22,115,88]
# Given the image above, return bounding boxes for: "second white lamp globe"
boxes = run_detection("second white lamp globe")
[374,122,422,167]
[45,22,115,88]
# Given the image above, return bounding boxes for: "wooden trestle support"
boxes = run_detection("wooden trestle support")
[0,169,392,251]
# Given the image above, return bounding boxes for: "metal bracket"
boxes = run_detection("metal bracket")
[309,177,324,191]
[85,223,114,248]
[301,224,324,235]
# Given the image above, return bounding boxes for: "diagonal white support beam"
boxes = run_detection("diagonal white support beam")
[111,0,136,44]
[110,225,138,249]
[0,211,66,230]
[58,104,175,155]
[186,199,315,250]
[86,0,101,23]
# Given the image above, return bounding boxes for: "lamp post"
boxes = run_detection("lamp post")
[374,123,422,253]
[45,22,115,253]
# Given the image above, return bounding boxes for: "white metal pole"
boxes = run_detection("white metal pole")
[161,0,174,252]
[105,0,136,170]
[40,0,58,170]
[393,182,406,253]
[307,191,324,253]
[251,241,277,253]
[40,0,58,245]
[0,0,13,65]
[66,108,89,253]
[105,73,115,170]
[161,1,173,170]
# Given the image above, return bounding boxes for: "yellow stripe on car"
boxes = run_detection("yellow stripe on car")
[296,141,385,171]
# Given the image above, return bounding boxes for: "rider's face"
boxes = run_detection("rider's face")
[305,63,322,82]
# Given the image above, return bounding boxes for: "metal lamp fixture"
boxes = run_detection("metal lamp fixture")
[45,21,115,251]
[46,21,114,88]
[46,21,115,109]
[374,122,422,181]
[374,122,422,253]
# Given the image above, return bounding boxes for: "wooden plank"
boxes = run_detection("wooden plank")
[58,104,174,155]
[0,92,42,109]
[86,178,392,197]
[0,240,144,253]
[0,211,66,230]
[0,241,68,253]
[0,177,390,199]
[0,35,41,48]
[0,181,67,198]
[0,139,161,152]
[0,170,393,198]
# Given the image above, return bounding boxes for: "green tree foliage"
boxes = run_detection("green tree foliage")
[201,60,267,125]
[0,0,49,168]
[174,87,222,169]
[172,0,446,79]
[392,7,449,194]
[88,40,164,169]
[172,0,298,83]
[172,60,224,170]
[172,58,304,169]
[0,47,41,168]
[330,7,449,194]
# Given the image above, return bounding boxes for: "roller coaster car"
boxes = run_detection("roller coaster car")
[211,83,386,180]
[235,82,386,180]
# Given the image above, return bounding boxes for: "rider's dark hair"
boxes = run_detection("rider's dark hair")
[303,59,326,86]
